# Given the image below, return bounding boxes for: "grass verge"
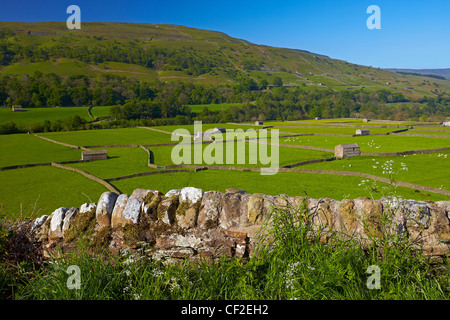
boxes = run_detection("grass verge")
[2,199,449,300]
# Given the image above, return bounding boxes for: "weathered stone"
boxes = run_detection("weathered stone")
[142,190,163,219]
[315,198,335,229]
[157,194,179,225]
[404,200,431,229]
[121,189,153,225]
[235,238,247,258]
[430,204,450,243]
[198,191,223,229]
[165,189,181,197]
[62,207,78,232]
[111,194,129,228]
[176,187,203,229]
[31,214,49,233]
[361,198,383,238]
[219,191,245,229]
[214,246,233,258]
[179,187,203,204]
[340,199,358,232]
[156,234,177,249]
[48,207,69,239]
[226,188,247,195]
[96,192,119,227]
[224,230,247,239]
[80,203,96,214]
[247,194,265,225]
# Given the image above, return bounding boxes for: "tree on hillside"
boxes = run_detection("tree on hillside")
[272,76,283,87]
[259,79,269,90]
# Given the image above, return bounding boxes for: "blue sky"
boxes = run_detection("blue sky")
[1,0,449,69]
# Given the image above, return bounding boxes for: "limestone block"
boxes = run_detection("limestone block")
[31,214,49,233]
[62,207,79,232]
[121,189,154,225]
[157,194,179,225]
[198,191,223,229]
[96,192,119,227]
[247,194,265,225]
[176,187,203,229]
[48,207,69,239]
[219,189,246,229]
[111,194,129,228]
[80,203,96,214]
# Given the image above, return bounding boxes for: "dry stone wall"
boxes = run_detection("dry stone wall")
[31,187,450,261]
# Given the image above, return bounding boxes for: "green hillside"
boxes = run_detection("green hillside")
[1,21,449,97]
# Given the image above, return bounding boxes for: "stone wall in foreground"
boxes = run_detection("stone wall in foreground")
[30,187,450,261]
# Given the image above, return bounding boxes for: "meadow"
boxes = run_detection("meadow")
[0,117,449,221]
[0,106,112,127]
[8,201,450,301]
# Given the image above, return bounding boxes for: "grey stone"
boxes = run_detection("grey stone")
[111,194,128,228]
[31,214,49,233]
[62,207,78,231]
[49,207,69,239]
[96,192,119,227]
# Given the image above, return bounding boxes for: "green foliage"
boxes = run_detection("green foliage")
[272,76,283,87]
[9,202,450,300]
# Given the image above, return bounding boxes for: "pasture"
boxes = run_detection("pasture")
[0,106,112,127]
[0,117,449,219]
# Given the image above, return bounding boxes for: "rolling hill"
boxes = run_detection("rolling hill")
[0,21,449,99]
[385,68,450,80]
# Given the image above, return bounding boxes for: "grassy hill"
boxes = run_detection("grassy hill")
[1,21,449,98]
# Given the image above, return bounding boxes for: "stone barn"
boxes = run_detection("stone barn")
[255,121,263,125]
[12,105,23,112]
[355,129,370,136]
[334,143,360,159]
[82,150,108,161]
[363,118,370,123]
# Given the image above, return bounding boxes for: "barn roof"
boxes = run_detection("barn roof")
[337,143,360,148]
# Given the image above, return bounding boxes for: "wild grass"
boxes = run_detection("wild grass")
[7,199,450,300]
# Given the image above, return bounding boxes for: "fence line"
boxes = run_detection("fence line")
[34,134,91,151]
[51,162,121,194]
[104,169,191,182]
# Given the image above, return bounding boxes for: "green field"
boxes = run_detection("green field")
[1,118,449,219]
[0,106,113,127]
[39,127,175,146]
[0,134,81,167]
[111,169,446,202]
[0,166,108,218]
[70,147,156,179]
[148,142,333,168]
[280,134,450,153]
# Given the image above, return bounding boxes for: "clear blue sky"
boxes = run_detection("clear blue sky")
[1,0,449,69]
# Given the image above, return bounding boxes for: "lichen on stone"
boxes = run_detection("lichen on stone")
[64,207,96,243]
